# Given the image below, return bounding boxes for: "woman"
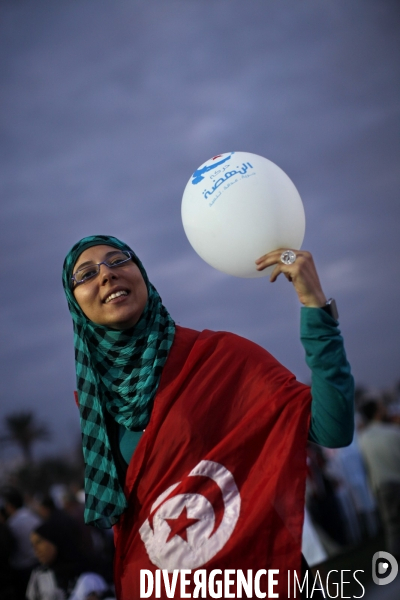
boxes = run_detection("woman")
[62,235,354,599]
[26,512,110,600]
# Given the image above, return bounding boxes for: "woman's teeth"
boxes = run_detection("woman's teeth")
[105,290,128,303]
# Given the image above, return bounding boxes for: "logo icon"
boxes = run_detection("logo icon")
[372,551,398,585]
[191,154,234,184]
[139,460,241,570]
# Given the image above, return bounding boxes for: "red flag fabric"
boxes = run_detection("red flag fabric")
[113,326,311,599]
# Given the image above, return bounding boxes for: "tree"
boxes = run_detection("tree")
[0,411,50,463]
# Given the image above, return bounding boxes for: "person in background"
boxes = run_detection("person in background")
[27,511,111,600]
[0,505,16,600]
[62,491,114,585]
[1,487,42,600]
[33,495,58,521]
[358,399,400,559]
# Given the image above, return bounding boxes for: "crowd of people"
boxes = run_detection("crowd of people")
[0,487,115,600]
[1,394,399,600]
[303,394,400,567]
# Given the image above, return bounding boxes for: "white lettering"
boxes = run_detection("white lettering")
[237,570,253,598]
[140,570,153,598]
[163,570,179,598]
[340,570,351,599]
[193,570,207,598]
[294,570,308,597]
[254,569,266,598]
[325,570,338,598]
[311,571,325,598]
[268,570,279,598]
[224,570,235,598]
[140,567,367,598]
[352,571,365,598]
[155,569,161,598]
[209,569,222,598]
[180,570,191,598]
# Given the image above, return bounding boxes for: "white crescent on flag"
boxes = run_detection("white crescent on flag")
[139,460,241,570]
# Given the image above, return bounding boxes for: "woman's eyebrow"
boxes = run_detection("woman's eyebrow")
[75,250,122,271]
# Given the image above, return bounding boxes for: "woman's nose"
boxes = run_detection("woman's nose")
[99,263,118,282]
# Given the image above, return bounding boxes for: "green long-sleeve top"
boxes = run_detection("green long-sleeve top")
[301,307,354,447]
[118,308,354,463]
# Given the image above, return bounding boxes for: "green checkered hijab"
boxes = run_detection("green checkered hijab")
[62,235,175,528]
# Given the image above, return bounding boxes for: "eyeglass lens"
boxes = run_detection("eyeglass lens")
[74,251,131,283]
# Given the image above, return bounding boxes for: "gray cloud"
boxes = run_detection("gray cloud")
[1,0,399,457]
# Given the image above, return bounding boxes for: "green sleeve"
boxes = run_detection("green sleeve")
[119,426,143,465]
[300,307,354,448]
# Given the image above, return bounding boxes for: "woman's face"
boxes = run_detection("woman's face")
[72,245,148,329]
[30,532,57,566]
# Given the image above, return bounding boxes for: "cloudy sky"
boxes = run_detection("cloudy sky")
[1,0,399,459]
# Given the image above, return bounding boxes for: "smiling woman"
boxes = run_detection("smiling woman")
[72,245,148,330]
[62,235,175,523]
[62,234,354,599]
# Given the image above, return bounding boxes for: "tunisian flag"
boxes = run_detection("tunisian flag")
[113,326,311,599]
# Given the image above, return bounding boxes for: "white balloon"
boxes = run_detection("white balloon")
[181,151,305,278]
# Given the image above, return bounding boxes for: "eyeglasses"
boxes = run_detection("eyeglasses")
[71,251,133,286]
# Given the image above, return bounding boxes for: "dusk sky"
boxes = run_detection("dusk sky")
[1,0,399,459]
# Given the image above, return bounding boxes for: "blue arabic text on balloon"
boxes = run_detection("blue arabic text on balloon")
[208,179,239,206]
[202,163,254,200]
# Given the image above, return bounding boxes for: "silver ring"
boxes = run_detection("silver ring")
[280,250,296,265]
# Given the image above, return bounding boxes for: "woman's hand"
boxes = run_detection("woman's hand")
[255,249,327,308]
